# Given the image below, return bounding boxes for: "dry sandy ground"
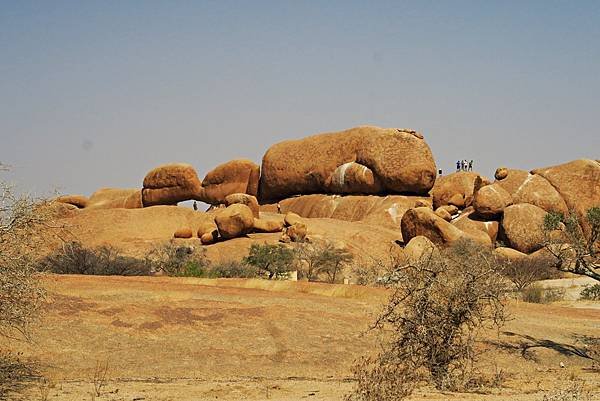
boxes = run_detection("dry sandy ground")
[6,275,600,401]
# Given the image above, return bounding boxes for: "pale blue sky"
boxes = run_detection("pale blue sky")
[1,1,599,197]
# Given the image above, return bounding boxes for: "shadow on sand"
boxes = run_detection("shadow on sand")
[487,331,598,362]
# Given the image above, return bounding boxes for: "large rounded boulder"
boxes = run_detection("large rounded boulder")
[200,159,260,205]
[224,193,260,218]
[452,207,499,243]
[501,204,548,254]
[431,172,490,209]
[493,247,528,263]
[142,163,202,207]
[493,168,529,196]
[214,204,255,239]
[197,220,219,245]
[253,218,284,233]
[401,207,491,246]
[265,194,431,229]
[403,235,440,263]
[473,183,512,219]
[87,188,143,209]
[259,126,437,201]
[531,159,600,238]
[512,174,568,215]
[56,195,89,209]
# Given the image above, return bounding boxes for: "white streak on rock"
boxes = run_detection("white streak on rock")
[386,203,399,223]
[335,162,354,188]
[516,174,533,195]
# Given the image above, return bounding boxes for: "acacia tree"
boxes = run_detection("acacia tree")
[347,240,507,401]
[295,241,353,282]
[317,243,353,284]
[542,207,600,282]
[243,243,295,279]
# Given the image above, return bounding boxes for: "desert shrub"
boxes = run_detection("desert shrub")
[243,243,295,279]
[174,260,207,277]
[347,240,507,401]
[350,252,403,286]
[0,178,50,398]
[0,187,48,339]
[521,285,565,304]
[580,284,600,301]
[39,242,154,276]
[521,285,544,303]
[148,243,209,277]
[350,263,381,286]
[294,241,353,283]
[497,256,561,291]
[544,287,566,303]
[0,351,37,398]
[209,260,259,278]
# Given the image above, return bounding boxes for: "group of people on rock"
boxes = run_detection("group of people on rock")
[456,159,474,172]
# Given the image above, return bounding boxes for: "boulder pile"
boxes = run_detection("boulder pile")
[52,124,599,272]
[399,158,599,259]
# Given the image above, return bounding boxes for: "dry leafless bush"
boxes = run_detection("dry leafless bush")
[497,255,561,292]
[0,182,49,340]
[38,241,154,276]
[0,351,38,399]
[521,284,565,304]
[0,179,52,398]
[350,248,405,286]
[347,240,508,401]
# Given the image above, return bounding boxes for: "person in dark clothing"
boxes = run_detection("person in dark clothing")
[193,201,198,211]
[456,160,461,171]
[468,160,473,171]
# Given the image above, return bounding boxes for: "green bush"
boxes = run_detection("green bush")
[147,243,209,277]
[542,207,600,282]
[209,260,259,278]
[580,284,600,301]
[243,243,296,279]
[175,260,208,277]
